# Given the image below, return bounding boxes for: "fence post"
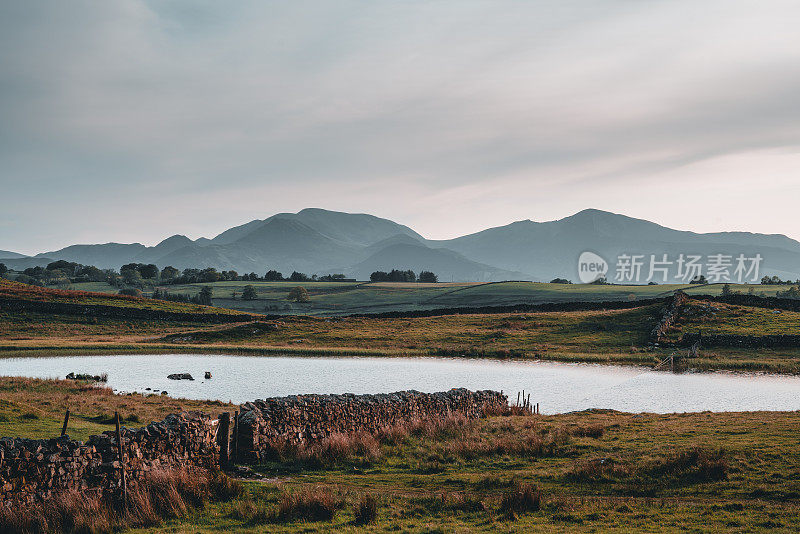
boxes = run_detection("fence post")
[232,410,239,463]
[61,409,70,436]
[218,412,231,467]
[114,411,127,505]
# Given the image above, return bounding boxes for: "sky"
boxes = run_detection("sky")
[1,0,800,255]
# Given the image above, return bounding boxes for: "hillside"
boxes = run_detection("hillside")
[0,279,256,321]
[0,250,25,260]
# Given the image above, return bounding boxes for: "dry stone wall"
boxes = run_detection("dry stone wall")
[1,389,505,508]
[237,388,507,463]
[0,412,218,508]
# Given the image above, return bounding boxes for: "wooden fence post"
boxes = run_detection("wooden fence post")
[61,409,70,436]
[218,412,231,467]
[232,410,239,463]
[114,411,127,505]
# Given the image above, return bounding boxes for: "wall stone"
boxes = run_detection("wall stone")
[236,388,507,463]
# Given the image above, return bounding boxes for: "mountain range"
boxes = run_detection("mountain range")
[2,208,800,282]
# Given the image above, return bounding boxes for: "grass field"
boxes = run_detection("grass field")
[116,280,799,316]
[668,300,800,339]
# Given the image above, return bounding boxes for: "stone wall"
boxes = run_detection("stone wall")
[650,291,690,344]
[680,332,800,348]
[0,412,218,508]
[236,389,507,463]
[1,389,505,507]
[351,297,669,319]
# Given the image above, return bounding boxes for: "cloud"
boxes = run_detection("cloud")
[1,0,799,253]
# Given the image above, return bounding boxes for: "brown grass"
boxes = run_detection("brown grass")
[353,494,379,525]
[277,486,344,522]
[0,467,242,534]
[500,481,542,518]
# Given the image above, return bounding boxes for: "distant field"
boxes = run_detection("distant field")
[140,280,797,316]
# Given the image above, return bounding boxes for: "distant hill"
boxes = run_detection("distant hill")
[0,250,26,260]
[20,208,800,282]
[36,243,146,269]
[431,209,800,281]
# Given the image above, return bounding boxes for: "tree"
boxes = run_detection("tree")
[388,269,415,282]
[721,283,733,296]
[196,286,213,305]
[160,266,180,281]
[121,268,143,287]
[690,275,708,284]
[200,268,221,283]
[241,285,257,300]
[289,271,309,282]
[264,270,283,281]
[139,264,159,279]
[0,263,6,276]
[47,260,80,277]
[287,286,310,302]
[550,278,572,284]
[418,271,438,283]
[370,271,389,282]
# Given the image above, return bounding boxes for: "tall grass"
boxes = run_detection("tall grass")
[0,468,242,534]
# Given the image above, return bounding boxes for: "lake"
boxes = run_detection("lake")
[2,354,800,414]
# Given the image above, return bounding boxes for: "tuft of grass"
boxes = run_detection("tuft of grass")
[276,486,344,522]
[353,494,379,525]
[572,423,605,438]
[500,481,542,518]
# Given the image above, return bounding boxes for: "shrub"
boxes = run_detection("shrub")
[21,412,39,420]
[118,288,143,297]
[354,494,379,525]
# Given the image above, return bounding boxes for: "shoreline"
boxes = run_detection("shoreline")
[2,342,800,375]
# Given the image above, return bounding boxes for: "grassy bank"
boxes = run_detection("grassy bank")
[143,409,800,533]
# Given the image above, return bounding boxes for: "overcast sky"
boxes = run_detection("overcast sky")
[2,1,800,255]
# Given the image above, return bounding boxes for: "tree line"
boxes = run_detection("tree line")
[369,269,438,283]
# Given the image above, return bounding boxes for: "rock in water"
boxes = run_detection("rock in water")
[167,373,194,380]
